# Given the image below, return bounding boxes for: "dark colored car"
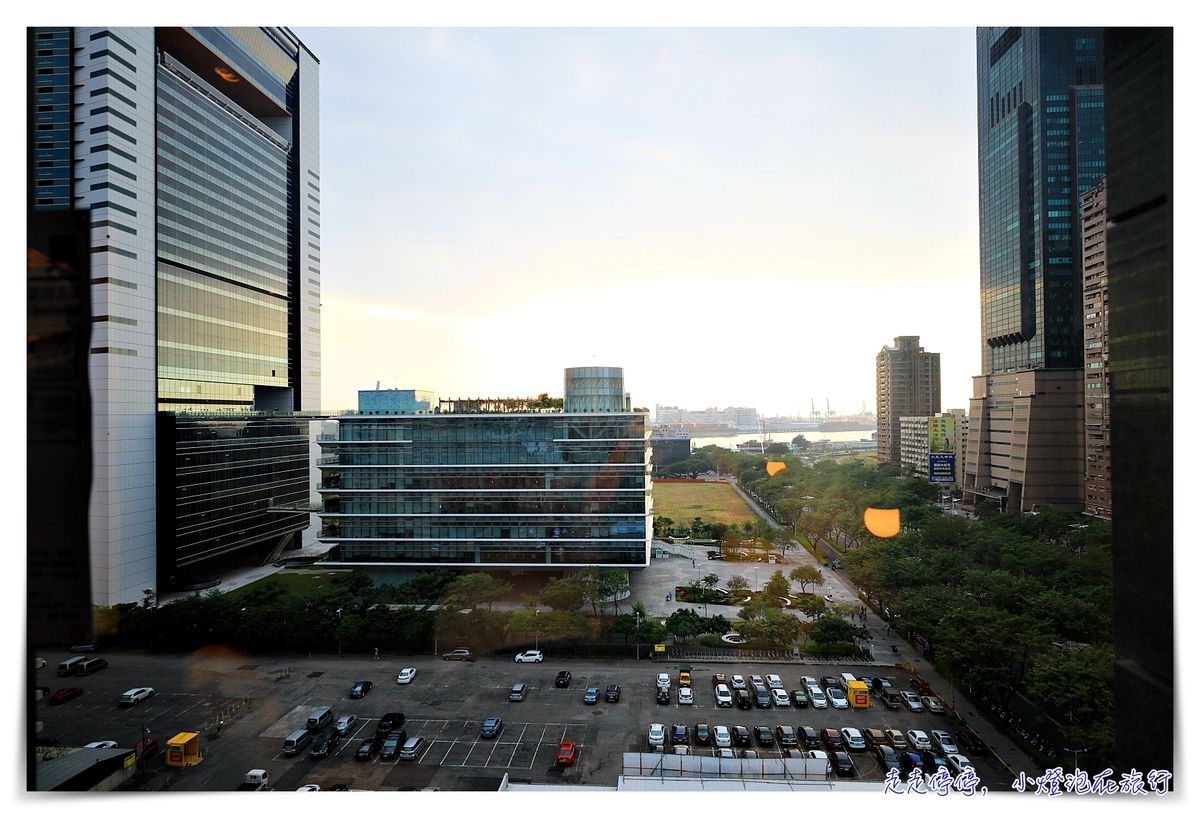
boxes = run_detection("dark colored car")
[376,712,406,737]
[922,750,950,775]
[876,744,901,772]
[832,751,855,777]
[354,736,383,760]
[821,728,843,751]
[800,726,821,750]
[753,686,771,708]
[735,689,753,710]
[820,677,840,691]
[671,724,689,745]
[379,729,407,760]
[480,717,503,739]
[555,670,572,688]
[732,725,751,747]
[871,677,896,695]
[776,725,798,747]
[135,737,159,761]
[442,648,472,661]
[754,725,774,746]
[955,729,987,755]
[48,687,84,705]
[695,724,711,745]
[791,689,810,708]
[70,641,99,653]
[899,751,926,780]
[881,690,903,710]
[349,680,373,699]
[910,676,934,696]
[864,728,889,749]
[309,730,341,758]
[657,687,671,704]
[605,684,621,702]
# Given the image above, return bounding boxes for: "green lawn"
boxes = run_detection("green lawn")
[224,568,352,600]
[652,481,758,527]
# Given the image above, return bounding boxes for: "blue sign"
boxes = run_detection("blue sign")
[929,453,956,483]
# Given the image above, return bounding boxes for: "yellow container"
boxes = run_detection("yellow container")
[847,680,871,708]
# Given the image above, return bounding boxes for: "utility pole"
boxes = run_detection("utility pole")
[635,611,642,660]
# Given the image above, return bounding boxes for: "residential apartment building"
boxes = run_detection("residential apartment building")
[899,410,967,488]
[875,336,940,467]
[963,27,1103,513]
[28,27,320,604]
[1081,180,1110,519]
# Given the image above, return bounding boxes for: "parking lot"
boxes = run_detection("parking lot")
[35,650,1010,791]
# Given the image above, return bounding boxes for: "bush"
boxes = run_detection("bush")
[806,642,861,657]
[697,633,728,648]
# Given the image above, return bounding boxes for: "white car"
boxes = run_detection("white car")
[840,727,866,750]
[335,714,358,735]
[947,753,975,778]
[678,687,694,705]
[84,741,118,749]
[730,675,747,690]
[396,667,417,684]
[808,686,828,708]
[901,691,925,712]
[673,745,690,755]
[826,687,849,709]
[906,730,932,751]
[648,723,666,747]
[801,676,818,688]
[749,675,764,688]
[657,672,671,688]
[765,674,783,690]
[119,688,155,706]
[931,730,958,755]
[296,784,321,792]
[714,684,733,707]
[713,725,732,748]
[770,688,791,707]
[514,650,544,663]
[717,747,735,758]
[808,749,832,774]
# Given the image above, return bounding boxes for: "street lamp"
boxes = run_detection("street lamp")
[534,608,539,651]
[635,611,642,660]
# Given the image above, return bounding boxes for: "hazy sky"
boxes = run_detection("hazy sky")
[293,27,980,416]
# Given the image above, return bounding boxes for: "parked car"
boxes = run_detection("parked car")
[70,641,100,653]
[713,725,732,748]
[678,687,694,705]
[714,684,733,707]
[679,669,691,687]
[509,683,528,702]
[826,688,849,709]
[880,690,903,710]
[740,749,758,759]
[754,725,774,746]
[922,750,950,776]
[657,687,671,705]
[899,751,926,780]
[840,727,867,751]
[119,687,155,706]
[377,713,406,737]
[555,670,572,687]
[354,736,382,760]
[876,744,901,772]
[863,728,888,749]
[134,737,159,761]
[379,730,406,760]
[807,749,831,773]
[922,695,946,714]
[648,724,666,747]
[930,730,958,755]
[309,730,341,759]
[396,667,417,684]
[398,736,426,760]
[695,723,711,745]
[605,684,621,702]
[349,680,372,699]
[870,677,895,695]
[732,725,751,747]
[800,676,819,688]
[900,691,925,712]
[671,724,689,745]
[657,673,671,688]
[820,676,840,690]
[730,675,747,690]
[947,753,975,778]
[765,674,783,690]
[791,689,810,708]
[910,676,934,695]
[442,648,472,661]
[583,687,599,704]
[711,673,727,687]
[335,714,358,736]
[514,650,543,663]
[808,687,828,709]
[749,675,765,688]
[821,727,843,751]
[556,740,578,765]
[776,725,798,746]
[84,741,118,749]
[832,751,855,776]
[885,729,908,752]
[955,729,987,755]
[735,689,753,709]
[799,725,821,750]
[770,688,791,707]
[480,717,503,739]
[906,729,932,751]
[717,747,735,758]
[48,687,84,705]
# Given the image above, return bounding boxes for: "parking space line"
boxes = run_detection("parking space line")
[506,723,528,766]
[528,723,549,769]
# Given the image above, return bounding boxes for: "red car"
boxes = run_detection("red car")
[48,687,84,705]
[820,727,844,751]
[135,737,160,760]
[556,740,577,765]
[910,676,934,696]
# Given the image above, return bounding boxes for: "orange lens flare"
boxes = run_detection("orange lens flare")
[766,462,786,477]
[863,507,900,538]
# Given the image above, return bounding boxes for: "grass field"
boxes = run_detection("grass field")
[225,568,352,600]
[652,481,758,527]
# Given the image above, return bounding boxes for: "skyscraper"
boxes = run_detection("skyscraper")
[963,27,1103,513]
[28,27,320,605]
[875,336,940,467]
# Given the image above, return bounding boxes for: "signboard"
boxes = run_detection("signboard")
[929,417,955,453]
[929,453,956,484]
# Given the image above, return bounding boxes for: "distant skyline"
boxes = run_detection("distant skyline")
[298,28,981,415]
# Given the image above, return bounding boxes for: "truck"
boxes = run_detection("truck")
[237,769,270,791]
[678,664,692,687]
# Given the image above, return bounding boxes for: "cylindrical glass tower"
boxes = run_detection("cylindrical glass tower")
[563,367,628,412]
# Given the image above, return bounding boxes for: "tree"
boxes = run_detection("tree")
[761,570,791,606]
[810,614,868,646]
[789,565,825,594]
[538,577,585,611]
[791,434,810,450]
[765,442,790,456]
[665,608,706,640]
[701,573,720,590]
[441,573,513,611]
[725,575,750,594]
[598,569,630,614]
[796,595,826,620]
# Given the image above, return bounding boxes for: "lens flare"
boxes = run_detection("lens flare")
[766,462,786,477]
[863,507,900,538]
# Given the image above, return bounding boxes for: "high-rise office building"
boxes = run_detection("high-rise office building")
[28,27,320,605]
[963,28,1103,513]
[875,336,940,467]
[1080,179,1110,520]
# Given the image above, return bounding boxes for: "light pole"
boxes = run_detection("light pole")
[635,611,642,660]
[336,608,342,655]
[534,608,539,651]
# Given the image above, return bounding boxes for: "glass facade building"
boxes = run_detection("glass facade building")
[317,412,652,568]
[27,27,320,604]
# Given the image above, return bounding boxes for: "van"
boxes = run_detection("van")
[74,658,108,676]
[398,735,426,760]
[57,656,88,677]
[307,707,334,732]
[283,729,312,755]
[838,673,857,693]
[509,683,528,702]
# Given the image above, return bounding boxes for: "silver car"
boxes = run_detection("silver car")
[901,691,925,712]
[906,730,932,751]
[931,730,958,755]
[808,686,828,708]
[335,714,358,735]
[840,727,867,751]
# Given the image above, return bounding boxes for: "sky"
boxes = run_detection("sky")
[293,26,981,417]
